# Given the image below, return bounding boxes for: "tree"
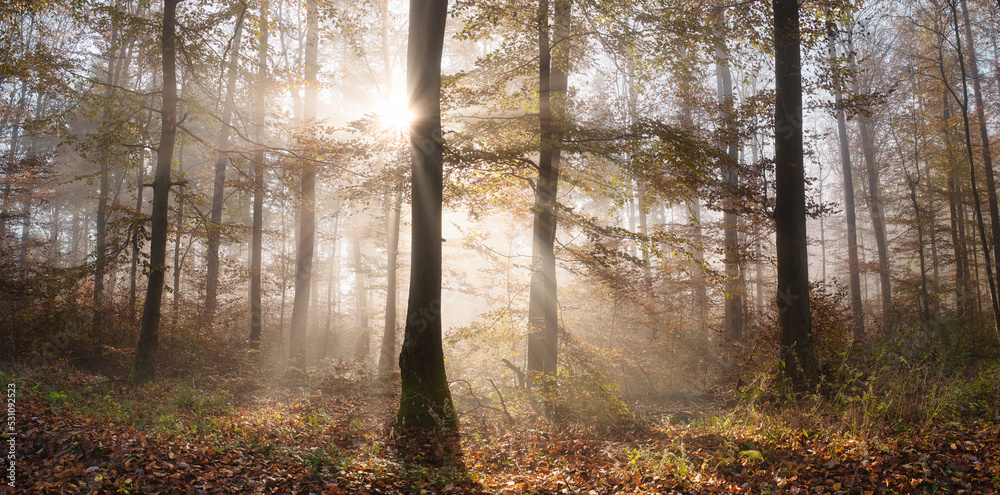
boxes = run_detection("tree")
[847,23,892,319]
[714,6,744,342]
[526,0,570,388]
[205,3,247,328]
[250,0,269,349]
[773,0,816,387]
[131,0,180,383]
[395,0,456,429]
[827,18,864,337]
[288,0,319,369]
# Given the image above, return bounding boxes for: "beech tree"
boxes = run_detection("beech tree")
[773,0,816,387]
[395,0,456,428]
[131,0,179,382]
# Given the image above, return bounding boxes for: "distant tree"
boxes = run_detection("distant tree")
[131,0,180,382]
[250,0,269,349]
[288,0,319,369]
[826,17,864,338]
[395,0,456,428]
[205,3,246,329]
[773,0,816,387]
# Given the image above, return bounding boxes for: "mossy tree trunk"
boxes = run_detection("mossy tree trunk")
[395,0,456,429]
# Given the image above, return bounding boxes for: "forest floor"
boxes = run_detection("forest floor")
[4,363,1000,494]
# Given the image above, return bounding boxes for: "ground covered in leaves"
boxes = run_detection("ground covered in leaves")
[5,365,1000,494]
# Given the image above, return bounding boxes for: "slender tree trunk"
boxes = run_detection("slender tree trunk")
[250,0,269,349]
[352,226,370,362]
[378,3,400,375]
[828,21,865,337]
[847,26,892,318]
[324,214,340,359]
[94,15,122,326]
[205,6,246,328]
[131,0,179,383]
[946,0,1000,335]
[395,0,456,428]
[379,188,402,374]
[172,180,183,326]
[944,89,971,320]
[129,157,145,320]
[288,0,319,368]
[715,11,744,342]
[960,0,1000,307]
[907,172,932,325]
[774,0,816,387]
[527,0,570,387]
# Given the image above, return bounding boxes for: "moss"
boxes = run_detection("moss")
[395,373,457,429]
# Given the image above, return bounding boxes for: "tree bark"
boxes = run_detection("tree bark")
[288,0,318,368]
[960,0,1000,311]
[395,0,456,428]
[774,0,816,387]
[352,226,370,362]
[715,10,744,342]
[527,0,570,387]
[945,0,1000,335]
[847,25,892,318]
[828,21,864,337]
[379,188,402,374]
[250,0,269,349]
[205,5,246,328]
[131,0,179,383]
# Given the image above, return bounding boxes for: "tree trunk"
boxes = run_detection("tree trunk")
[395,0,456,428]
[129,157,144,320]
[205,6,246,328]
[847,26,891,318]
[288,0,319,368]
[527,0,569,387]
[960,0,1000,311]
[828,21,864,337]
[378,3,400,375]
[379,188,402,374]
[352,226,370,362]
[774,0,816,387]
[907,172,931,325]
[715,11,744,342]
[250,0,269,349]
[131,0,179,383]
[945,0,1000,335]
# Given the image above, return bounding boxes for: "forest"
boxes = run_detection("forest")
[4,0,1000,492]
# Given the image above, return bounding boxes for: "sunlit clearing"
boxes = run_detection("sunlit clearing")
[375,101,414,132]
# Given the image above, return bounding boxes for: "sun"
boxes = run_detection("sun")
[375,101,414,132]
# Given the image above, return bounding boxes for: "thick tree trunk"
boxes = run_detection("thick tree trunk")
[250,0,269,349]
[288,0,319,368]
[774,0,816,387]
[828,22,865,337]
[205,6,246,328]
[395,0,456,428]
[131,0,179,383]
[527,0,569,387]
